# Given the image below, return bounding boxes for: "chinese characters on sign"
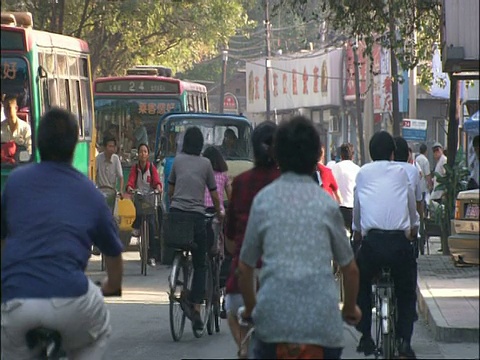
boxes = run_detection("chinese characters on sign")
[245,49,343,113]
[138,102,177,115]
[2,61,18,80]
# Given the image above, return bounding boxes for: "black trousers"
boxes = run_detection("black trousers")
[356,230,417,342]
[169,207,207,305]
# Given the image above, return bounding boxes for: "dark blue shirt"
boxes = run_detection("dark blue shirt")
[1,162,123,303]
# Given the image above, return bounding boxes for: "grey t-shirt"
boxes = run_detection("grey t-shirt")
[96,152,123,189]
[168,153,217,214]
[240,172,353,348]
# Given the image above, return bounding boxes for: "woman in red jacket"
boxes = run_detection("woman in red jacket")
[126,143,163,267]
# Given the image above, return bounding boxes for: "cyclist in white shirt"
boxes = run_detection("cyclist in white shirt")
[353,131,418,359]
[331,143,360,241]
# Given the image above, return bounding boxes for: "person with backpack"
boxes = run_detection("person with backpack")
[126,143,162,267]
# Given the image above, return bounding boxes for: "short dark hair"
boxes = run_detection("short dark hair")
[419,143,427,154]
[3,94,17,105]
[340,143,354,160]
[182,126,204,156]
[394,136,409,162]
[103,136,117,147]
[224,129,237,140]
[252,121,277,167]
[38,107,79,162]
[369,131,396,161]
[137,143,149,153]
[274,116,320,175]
[203,146,228,172]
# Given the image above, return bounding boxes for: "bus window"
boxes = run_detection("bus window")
[57,54,67,77]
[70,80,84,136]
[68,56,78,77]
[80,79,92,139]
[48,78,59,107]
[58,79,70,110]
[45,53,55,74]
[79,58,88,78]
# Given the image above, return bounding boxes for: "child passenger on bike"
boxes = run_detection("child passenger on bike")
[203,146,232,255]
[126,143,162,267]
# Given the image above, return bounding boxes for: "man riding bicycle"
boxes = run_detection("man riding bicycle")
[1,108,124,359]
[167,126,224,331]
[353,131,418,358]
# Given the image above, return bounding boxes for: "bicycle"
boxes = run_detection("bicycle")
[164,211,215,341]
[207,217,223,335]
[131,189,161,276]
[25,282,121,360]
[97,186,122,272]
[372,267,397,359]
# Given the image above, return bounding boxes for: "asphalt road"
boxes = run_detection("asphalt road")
[87,251,479,359]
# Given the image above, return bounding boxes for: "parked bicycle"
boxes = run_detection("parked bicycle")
[164,211,215,341]
[130,189,161,275]
[372,267,397,359]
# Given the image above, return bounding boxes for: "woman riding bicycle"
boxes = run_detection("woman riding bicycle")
[203,146,232,255]
[167,127,224,331]
[126,143,162,267]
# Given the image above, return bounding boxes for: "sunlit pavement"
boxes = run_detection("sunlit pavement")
[87,250,479,359]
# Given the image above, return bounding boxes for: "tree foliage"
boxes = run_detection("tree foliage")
[1,0,250,77]
[276,0,441,89]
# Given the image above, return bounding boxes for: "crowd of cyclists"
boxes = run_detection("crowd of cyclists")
[3,105,461,359]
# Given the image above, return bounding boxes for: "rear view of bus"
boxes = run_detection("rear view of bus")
[1,12,96,189]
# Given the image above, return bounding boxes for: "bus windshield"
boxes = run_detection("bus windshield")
[1,56,32,165]
[160,117,253,161]
[95,97,181,167]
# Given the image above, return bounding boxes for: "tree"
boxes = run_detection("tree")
[1,0,250,77]
[276,0,441,135]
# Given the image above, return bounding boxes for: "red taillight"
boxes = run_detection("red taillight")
[454,200,461,219]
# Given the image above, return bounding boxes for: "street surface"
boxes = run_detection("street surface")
[87,251,479,359]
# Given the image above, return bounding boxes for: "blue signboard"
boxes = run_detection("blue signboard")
[402,128,427,141]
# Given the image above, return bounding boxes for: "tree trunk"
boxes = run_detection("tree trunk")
[446,74,459,168]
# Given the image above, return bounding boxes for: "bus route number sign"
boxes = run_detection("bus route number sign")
[95,80,179,94]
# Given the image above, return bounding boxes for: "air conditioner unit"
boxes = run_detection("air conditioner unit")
[329,116,340,133]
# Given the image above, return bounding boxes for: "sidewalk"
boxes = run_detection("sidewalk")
[417,236,480,343]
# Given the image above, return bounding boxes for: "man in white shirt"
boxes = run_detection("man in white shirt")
[353,131,418,359]
[326,151,337,169]
[96,136,124,192]
[1,94,32,154]
[332,143,360,238]
[430,142,447,202]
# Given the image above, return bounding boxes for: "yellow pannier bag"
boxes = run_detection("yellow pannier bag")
[117,198,136,232]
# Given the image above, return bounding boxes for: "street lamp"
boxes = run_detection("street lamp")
[219,49,228,114]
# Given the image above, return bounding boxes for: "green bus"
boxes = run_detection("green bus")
[1,12,96,189]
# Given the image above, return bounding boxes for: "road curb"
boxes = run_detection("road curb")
[416,275,479,343]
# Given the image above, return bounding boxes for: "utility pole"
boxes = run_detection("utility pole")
[353,38,366,165]
[389,0,401,136]
[265,0,271,121]
[219,49,228,114]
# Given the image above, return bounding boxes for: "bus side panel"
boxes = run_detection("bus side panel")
[72,142,90,177]
[87,56,96,182]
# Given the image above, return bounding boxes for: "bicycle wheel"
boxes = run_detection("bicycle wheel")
[169,253,187,341]
[140,218,149,276]
[381,293,396,359]
[193,258,213,338]
[213,256,222,333]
